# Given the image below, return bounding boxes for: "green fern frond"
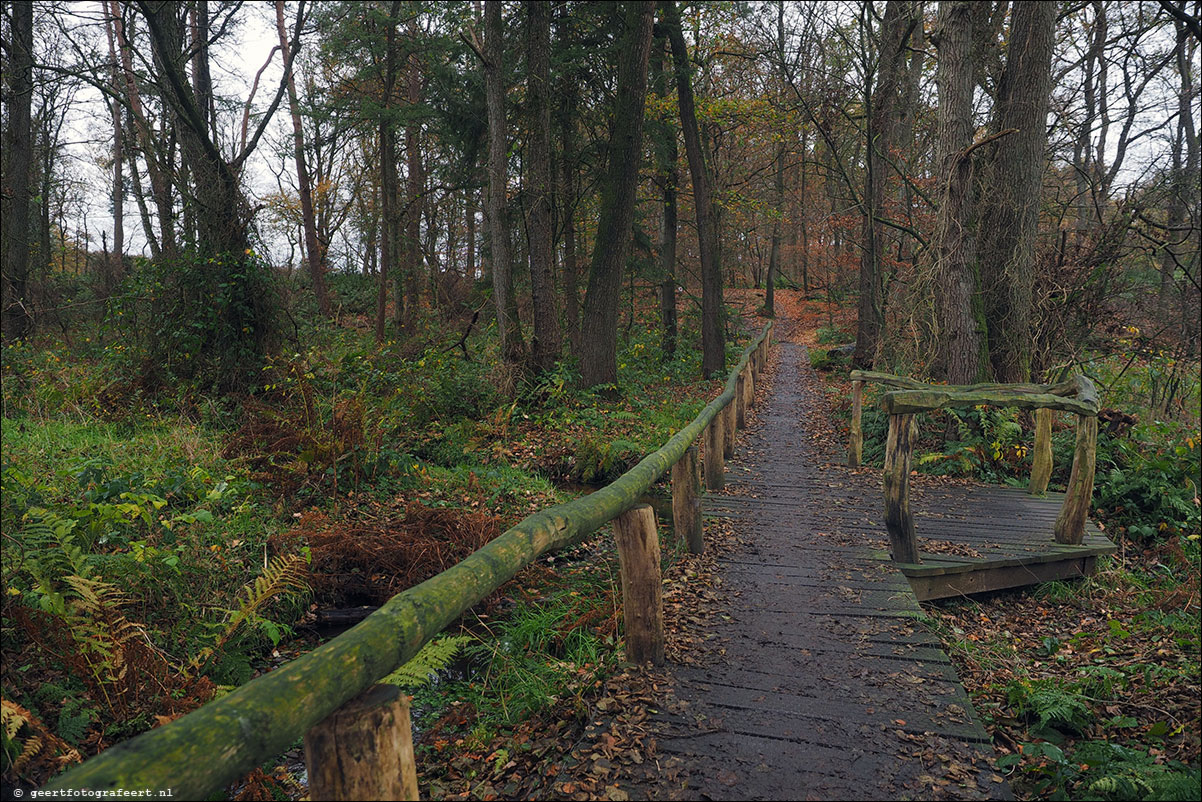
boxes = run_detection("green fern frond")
[381,635,472,688]
[195,554,309,671]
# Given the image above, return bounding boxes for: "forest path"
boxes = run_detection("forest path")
[633,330,1012,801]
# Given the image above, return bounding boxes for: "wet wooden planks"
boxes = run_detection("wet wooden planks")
[648,342,1012,801]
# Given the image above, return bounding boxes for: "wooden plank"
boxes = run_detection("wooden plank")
[907,555,1097,600]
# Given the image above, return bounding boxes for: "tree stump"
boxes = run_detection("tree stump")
[304,684,419,801]
[672,446,703,553]
[613,504,665,664]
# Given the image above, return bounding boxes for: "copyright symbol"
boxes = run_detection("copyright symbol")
[13,789,23,798]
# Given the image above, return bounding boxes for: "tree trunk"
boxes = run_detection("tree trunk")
[556,15,581,353]
[275,0,332,317]
[375,2,402,342]
[853,0,917,369]
[113,1,177,256]
[651,35,679,358]
[765,0,786,317]
[662,0,724,378]
[525,0,562,372]
[104,5,127,297]
[401,18,424,329]
[576,2,656,387]
[978,1,1056,383]
[484,0,526,365]
[1,0,34,340]
[932,0,985,384]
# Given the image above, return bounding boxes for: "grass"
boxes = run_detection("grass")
[1,278,759,794]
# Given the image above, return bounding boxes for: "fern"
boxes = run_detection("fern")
[381,635,472,688]
[58,575,148,713]
[1,699,82,778]
[1076,742,1202,801]
[193,554,308,671]
[1007,678,1093,734]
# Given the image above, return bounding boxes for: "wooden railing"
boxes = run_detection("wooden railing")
[41,323,773,802]
[846,370,1099,563]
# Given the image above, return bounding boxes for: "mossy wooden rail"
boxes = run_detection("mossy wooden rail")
[40,324,773,802]
[846,370,1100,564]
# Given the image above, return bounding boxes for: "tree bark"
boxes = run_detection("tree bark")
[853,0,918,369]
[651,35,679,358]
[484,0,526,366]
[401,17,424,329]
[376,2,402,342]
[765,0,786,317]
[662,0,724,378]
[525,0,562,372]
[932,0,985,384]
[577,2,656,387]
[275,0,332,317]
[1,0,34,340]
[112,1,176,256]
[978,0,1057,383]
[104,4,127,297]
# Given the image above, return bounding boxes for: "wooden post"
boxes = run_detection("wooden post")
[751,346,760,387]
[883,413,920,564]
[722,400,735,458]
[1028,407,1053,496]
[848,379,864,467]
[672,446,704,553]
[1053,414,1098,545]
[735,372,747,428]
[704,417,725,490]
[304,684,419,802]
[744,364,756,411]
[613,504,665,664]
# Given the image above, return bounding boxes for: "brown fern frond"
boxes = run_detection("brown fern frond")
[1,698,82,782]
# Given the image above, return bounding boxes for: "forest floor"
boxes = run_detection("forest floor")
[4,287,1196,801]
[384,291,1198,802]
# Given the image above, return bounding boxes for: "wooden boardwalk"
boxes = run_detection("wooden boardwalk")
[644,341,1030,800]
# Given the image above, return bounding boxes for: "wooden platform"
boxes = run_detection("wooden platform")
[892,485,1117,600]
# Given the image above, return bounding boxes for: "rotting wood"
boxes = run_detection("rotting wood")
[704,417,725,490]
[613,504,665,664]
[304,684,418,801]
[1028,407,1052,495]
[883,413,920,563]
[848,379,864,467]
[672,445,703,553]
[39,328,772,800]
[1053,414,1097,544]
